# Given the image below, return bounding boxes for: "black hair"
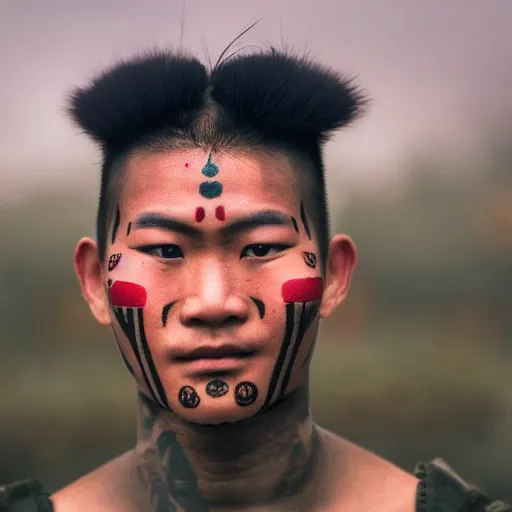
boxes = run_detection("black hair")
[66,46,367,265]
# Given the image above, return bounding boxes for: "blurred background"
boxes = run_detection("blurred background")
[1,0,511,502]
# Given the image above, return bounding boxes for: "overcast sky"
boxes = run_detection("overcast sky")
[0,0,511,201]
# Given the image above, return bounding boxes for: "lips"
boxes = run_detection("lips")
[173,345,256,362]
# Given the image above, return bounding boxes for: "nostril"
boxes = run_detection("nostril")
[185,318,209,328]
[184,315,244,329]
[225,315,245,327]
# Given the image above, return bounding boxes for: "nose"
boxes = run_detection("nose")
[180,261,249,329]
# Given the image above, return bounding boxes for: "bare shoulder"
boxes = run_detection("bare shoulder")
[319,428,418,512]
[51,450,142,512]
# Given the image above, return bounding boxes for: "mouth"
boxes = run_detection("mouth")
[173,345,257,362]
[172,345,257,376]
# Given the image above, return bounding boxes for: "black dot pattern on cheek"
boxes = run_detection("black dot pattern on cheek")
[178,386,200,408]
[205,379,229,398]
[234,381,258,406]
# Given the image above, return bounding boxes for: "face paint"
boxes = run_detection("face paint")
[199,153,223,199]
[234,382,258,406]
[302,252,317,269]
[281,277,323,303]
[299,201,311,240]
[195,206,205,223]
[261,300,320,410]
[111,206,121,244]
[250,297,265,319]
[108,253,122,271]
[179,385,200,408]
[291,216,299,233]
[106,150,327,423]
[215,205,225,221]
[260,275,323,411]
[109,280,147,308]
[161,301,177,328]
[126,222,132,236]
[106,203,170,412]
[185,162,190,168]
[111,305,168,408]
[199,181,223,199]
[201,153,219,177]
[205,379,229,398]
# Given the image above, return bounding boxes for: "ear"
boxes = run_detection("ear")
[320,234,357,319]
[74,237,111,326]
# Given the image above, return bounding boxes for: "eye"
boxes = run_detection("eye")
[139,244,184,259]
[241,244,290,259]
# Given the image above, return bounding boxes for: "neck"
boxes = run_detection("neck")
[134,385,324,511]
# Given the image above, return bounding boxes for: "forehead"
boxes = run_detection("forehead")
[119,148,302,215]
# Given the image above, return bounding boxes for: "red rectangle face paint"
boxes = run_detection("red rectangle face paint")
[109,281,147,308]
[281,277,323,303]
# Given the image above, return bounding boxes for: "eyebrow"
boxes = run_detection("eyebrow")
[133,210,293,242]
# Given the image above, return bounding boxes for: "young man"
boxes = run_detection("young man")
[1,48,509,512]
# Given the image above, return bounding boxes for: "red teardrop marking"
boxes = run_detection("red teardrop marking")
[195,207,205,222]
[281,277,323,303]
[109,281,147,307]
[185,162,190,168]
[215,205,225,221]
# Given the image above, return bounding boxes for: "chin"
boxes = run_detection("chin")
[172,396,262,425]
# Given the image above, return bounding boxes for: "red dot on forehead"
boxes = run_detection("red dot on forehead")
[215,205,225,221]
[109,281,147,308]
[185,162,190,168]
[195,207,205,222]
[282,277,323,303]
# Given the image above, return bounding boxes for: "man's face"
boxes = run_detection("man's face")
[104,148,325,424]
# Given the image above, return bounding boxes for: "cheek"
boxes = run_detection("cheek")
[109,280,147,307]
[107,253,122,271]
[281,277,323,303]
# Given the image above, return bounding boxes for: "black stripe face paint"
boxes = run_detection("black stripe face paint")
[299,201,311,240]
[291,216,299,233]
[261,300,320,411]
[107,205,169,409]
[250,297,265,319]
[161,301,177,327]
[262,303,296,410]
[278,301,320,397]
[136,308,169,408]
[112,305,169,409]
[111,206,121,244]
